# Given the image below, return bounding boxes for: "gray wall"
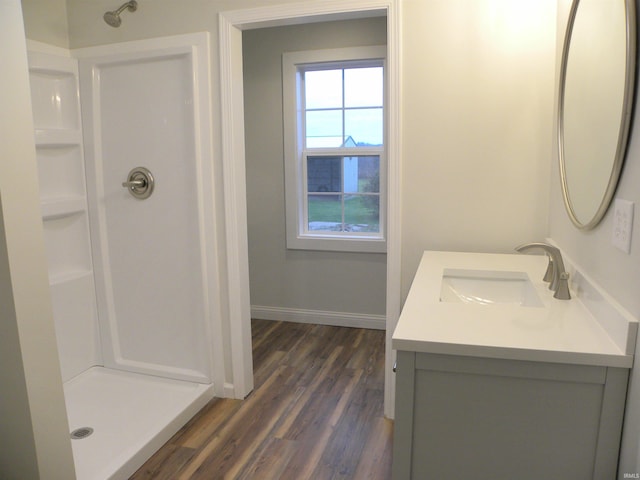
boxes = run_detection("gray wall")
[550,1,640,342]
[550,0,640,473]
[243,18,387,317]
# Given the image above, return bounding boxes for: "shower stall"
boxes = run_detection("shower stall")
[27,32,223,479]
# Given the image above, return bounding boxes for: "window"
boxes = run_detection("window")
[283,46,386,253]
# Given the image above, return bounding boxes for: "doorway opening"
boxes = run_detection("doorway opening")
[219,0,401,417]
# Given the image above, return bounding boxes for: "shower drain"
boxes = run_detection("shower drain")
[70,427,94,440]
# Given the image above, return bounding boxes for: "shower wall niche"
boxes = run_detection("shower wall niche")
[28,46,101,382]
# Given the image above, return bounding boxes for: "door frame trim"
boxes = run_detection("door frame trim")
[219,0,402,416]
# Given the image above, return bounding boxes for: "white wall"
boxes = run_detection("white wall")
[400,0,557,298]
[243,18,387,318]
[0,1,75,477]
[551,0,640,473]
[65,0,314,49]
[21,0,69,48]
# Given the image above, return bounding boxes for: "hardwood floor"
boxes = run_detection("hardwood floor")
[130,319,393,479]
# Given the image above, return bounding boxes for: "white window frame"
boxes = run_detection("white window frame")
[283,46,387,253]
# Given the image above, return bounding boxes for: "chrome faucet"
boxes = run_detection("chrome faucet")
[515,242,571,300]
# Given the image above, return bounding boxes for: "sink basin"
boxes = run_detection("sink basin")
[440,269,543,307]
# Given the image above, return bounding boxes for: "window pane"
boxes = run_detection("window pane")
[305,69,342,109]
[343,156,380,193]
[344,67,383,108]
[306,110,343,148]
[307,156,341,193]
[308,194,342,231]
[344,108,383,146]
[345,195,380,232]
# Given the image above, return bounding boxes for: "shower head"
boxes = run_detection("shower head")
[104,0,138,28]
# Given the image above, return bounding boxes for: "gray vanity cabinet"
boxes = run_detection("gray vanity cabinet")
[392,351,629,479]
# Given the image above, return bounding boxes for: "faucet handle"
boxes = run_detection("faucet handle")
[554,272,571,300]
[542,256,554,285]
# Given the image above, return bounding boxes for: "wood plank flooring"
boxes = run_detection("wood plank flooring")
[130,319,393,479]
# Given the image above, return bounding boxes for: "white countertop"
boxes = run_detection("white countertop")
[392,251,635,368]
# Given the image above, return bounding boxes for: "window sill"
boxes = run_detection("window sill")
[286,233,386,253]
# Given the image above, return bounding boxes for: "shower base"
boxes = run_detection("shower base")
[64,366,214,480]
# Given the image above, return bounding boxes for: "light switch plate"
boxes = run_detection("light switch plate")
[612,199,634,254]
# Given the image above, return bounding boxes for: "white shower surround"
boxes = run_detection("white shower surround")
[76,33,221,385]
[64,367,212,479]
[28,33,224,479]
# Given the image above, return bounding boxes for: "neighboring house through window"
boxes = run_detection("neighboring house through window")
[283,46,386,253]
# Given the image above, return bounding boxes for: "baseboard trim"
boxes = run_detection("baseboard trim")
[222,382,238,399]
[251,305,386,330]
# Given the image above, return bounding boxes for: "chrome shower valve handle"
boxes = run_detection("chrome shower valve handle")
[122,178,146,188]
[122,167,154,199]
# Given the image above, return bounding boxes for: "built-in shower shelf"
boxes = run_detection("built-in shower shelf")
[49,269,94,287]
[35,129,82,146]
[41,197,86,220]
[28,50,76,75]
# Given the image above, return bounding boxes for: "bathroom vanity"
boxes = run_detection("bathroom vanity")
[392,251,637,479]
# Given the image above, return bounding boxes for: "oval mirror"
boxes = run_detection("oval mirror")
[558,0,636,230]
